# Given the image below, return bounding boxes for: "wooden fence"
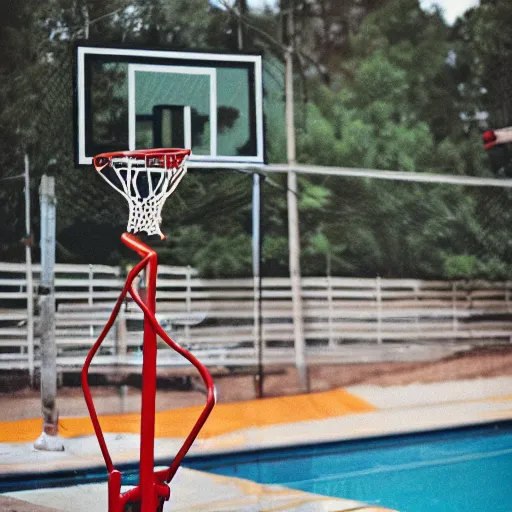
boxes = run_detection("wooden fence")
[1,262,512,371]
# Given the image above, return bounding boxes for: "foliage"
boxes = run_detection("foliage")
[1,0,511,280]
[286,0,512,279]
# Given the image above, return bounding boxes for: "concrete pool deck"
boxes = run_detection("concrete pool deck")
[1,377,511,511]
[2,468,390,511]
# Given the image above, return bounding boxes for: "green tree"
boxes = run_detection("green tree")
[2,0,512,281]
[286,0,512,279]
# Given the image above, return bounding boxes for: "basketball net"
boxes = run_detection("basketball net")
[94,149,190,239]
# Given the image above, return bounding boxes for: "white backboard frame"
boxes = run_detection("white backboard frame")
[76,45,265,168]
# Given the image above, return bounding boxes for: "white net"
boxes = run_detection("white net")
[98,154,188,239]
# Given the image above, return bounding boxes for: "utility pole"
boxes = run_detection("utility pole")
[24,155,35,387]
[82,1,90,39]
[284,1,307,391]
[236,1,265,397]
[232,0,306,390]
[34,174,63,451]
[237,0,247,50]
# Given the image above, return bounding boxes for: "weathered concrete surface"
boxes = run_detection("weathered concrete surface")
[5,467,394,512]
[0,495,57,511]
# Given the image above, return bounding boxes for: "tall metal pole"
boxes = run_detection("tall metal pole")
[252,173,264,397]
[285,39,307,388]
[82,1,90,39]
[237,0,247,49]
[24,154,34,387]
[237,5,265,397]
[34,174,63,451]
[139,250,158,511]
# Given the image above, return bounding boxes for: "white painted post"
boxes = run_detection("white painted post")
[327,274,334,347]
[88,265,94,306]
[117,264,130,358]
[286,44,307,390]
[414,282,420,333]
[185,266,192,345]
[116,306,127,357]
[24,154,35,387]
[376,276,382,344]
[452,282,458,334]
[34,174,63,451]
[88,264,94,339]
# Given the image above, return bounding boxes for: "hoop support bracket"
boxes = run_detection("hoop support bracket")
[82,232,215,511]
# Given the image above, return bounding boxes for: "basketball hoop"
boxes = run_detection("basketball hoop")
[93,148,190,239]
[84,147,215,511]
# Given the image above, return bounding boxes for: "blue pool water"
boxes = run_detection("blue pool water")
[183,422,512,512]
[2,422,511,511]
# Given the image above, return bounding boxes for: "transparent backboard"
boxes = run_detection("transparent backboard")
[76,44,264,168]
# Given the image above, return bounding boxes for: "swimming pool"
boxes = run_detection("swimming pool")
[184,421,512,512]
[2,421,511,511]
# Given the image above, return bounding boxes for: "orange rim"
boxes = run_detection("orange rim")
[93,148,191,172]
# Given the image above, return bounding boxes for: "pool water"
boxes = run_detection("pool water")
[1,422,510,511]
[184,422,512,512]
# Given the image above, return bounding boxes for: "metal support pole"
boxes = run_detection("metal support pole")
[285,45,307,390]
[24,154,34,387]
[238,7,264,397]
[34,174,63,451]
[139,249,158,511]
[252,173,264,397]
[252,174,260,310]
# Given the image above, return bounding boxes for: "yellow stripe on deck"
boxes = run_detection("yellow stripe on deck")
[0,388,375,443]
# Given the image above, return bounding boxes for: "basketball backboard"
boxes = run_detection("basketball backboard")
[75,43,264,168]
